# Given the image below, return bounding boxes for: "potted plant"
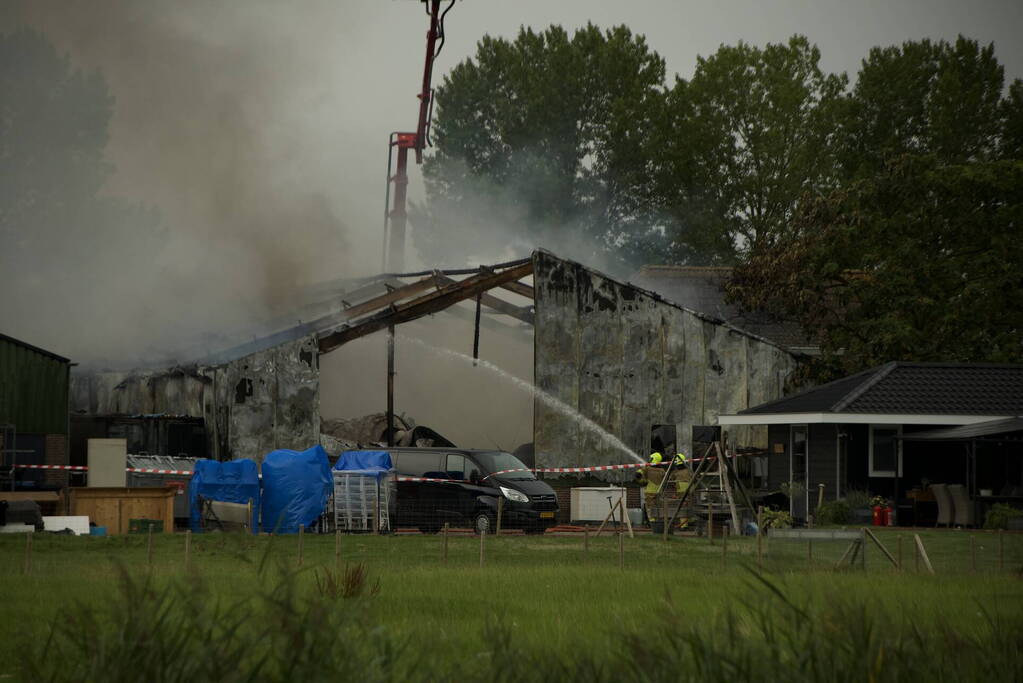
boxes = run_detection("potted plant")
[984,503,1023,530]
[844,490,873,525]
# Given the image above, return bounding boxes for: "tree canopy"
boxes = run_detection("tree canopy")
[728,156,1023,383]
[659,36,847,256]
[426,28,1022,381]
[420,23,667,268]
[728,36,1023,382]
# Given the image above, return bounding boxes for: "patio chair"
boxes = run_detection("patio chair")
[948,484,976,528]
[930,484,955,528]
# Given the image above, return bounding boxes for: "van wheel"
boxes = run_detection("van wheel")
[474,512,494,535]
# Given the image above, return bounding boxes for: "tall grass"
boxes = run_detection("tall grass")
[17,561,1023,681]
[5,532,1023,681]
[21,556,415,682]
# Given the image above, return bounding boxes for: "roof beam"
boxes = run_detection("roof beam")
[333,274,438,321]
[499,280,534,299]
[431,273,533,324]
[318,261,534,353]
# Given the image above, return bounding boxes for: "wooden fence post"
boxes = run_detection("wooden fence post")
[479,528,485,568]
[618,528,625,570]
[496,498,504,536]
[335,529,341,572]
[999,529,1004,570]
[708,503,715,545]
[298,524,305,566]
[860,528,867,570]
[756,506,764,572]
[914,534,935,575]
[443,523,449,564]
[584,525,589,553]
[371,502,378,535]
[147,525,154,567]
[185,529,191,572]
[23,532,32,575]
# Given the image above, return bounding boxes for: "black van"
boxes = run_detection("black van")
[386,448,558,533]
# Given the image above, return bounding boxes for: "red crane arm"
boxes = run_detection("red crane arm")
[384,0,455,271]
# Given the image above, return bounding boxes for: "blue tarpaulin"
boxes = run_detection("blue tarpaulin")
[260,444,333,533]
[189,459,261,533]
[333,450,394,479]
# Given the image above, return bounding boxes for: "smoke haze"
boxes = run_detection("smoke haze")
[2,0,1020,367]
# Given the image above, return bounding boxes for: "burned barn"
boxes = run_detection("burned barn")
[71,250,800,468]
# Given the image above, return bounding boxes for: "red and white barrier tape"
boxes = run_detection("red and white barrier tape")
[13,464,192,475]
[126,468,193,475]
[11,464,89,471]
[485,461,658,479]
[16,454,737,482]
[483,453,733,480]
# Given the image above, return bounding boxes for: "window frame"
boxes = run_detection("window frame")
[868,424,903,478]
[445,453,467,480]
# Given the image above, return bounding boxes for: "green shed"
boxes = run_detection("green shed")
[0,333,72,488]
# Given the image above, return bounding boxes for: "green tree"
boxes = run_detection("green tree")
[727,155,1023,383]
[1001,79,1023,159]
[663,36,847,255]
[420,24,668,269]
[840,36,1011,178]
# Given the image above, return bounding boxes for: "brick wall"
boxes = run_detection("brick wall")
[44,434,68,488]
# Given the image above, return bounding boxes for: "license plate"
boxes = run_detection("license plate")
[540,511,555,519]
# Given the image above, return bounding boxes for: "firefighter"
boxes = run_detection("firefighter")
[671,452,691,494]
[637,452,666,524]
[671,452,693,529]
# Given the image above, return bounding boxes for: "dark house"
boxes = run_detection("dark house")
[718,362,1023,521]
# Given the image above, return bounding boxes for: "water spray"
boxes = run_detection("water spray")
[398,333,645,464]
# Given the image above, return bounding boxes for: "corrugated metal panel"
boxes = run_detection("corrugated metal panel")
[0,336,70,434]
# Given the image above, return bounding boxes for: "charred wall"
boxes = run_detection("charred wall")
[70,335,319,462]
[532,251,799,473]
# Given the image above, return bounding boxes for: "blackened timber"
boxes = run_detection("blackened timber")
[431,273,534,324]
[335,275,438,321]
[499,281,534,299]
[318,261,534,353]
[473,293,482,365]
[387,325,395,447]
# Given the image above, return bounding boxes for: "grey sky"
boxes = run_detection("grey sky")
[3,0,1021,361]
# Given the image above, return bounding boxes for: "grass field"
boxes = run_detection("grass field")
[2,528,1022,681]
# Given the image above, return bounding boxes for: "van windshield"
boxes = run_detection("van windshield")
[474,452,535,480]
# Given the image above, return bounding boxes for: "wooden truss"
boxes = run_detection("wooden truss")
[317,258,534,354]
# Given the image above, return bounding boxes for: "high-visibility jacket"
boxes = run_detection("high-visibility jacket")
[642,466,666,495]
[672,467,692,494]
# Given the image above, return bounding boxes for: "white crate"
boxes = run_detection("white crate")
[570,486,626,522]
[332,472,393,532]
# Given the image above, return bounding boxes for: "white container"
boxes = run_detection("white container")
[570,486,626,522]
[87,438,127,487]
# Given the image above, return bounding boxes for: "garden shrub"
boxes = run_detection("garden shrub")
[816,499,852,525]
[984,503,1023,530]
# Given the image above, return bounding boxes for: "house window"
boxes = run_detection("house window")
[869,425,902,477]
